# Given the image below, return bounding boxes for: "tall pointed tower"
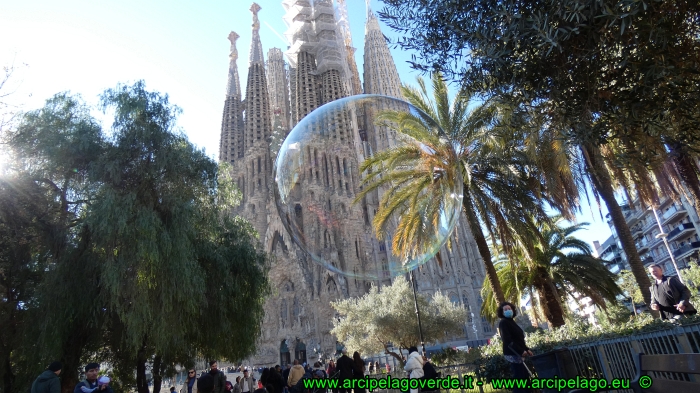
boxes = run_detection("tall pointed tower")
[336,0,363,96]
[362,2,405,152]
[267,48,291,132]
[219,31,244,164]
[242,2,274,236]
[362,4,403,99]
[283,0,319,123]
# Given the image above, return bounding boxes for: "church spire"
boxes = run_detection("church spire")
[363,5,403,99]
[226,31,241,99]
[249,3,265,65]
[219,30,245,164]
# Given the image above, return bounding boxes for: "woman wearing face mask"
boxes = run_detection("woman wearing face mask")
[497,302,533,393]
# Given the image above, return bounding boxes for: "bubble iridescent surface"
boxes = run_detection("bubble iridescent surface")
[274,94,462,280]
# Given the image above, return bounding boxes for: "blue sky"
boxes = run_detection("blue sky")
[0,0,613,249]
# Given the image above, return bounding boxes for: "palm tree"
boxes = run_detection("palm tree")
[482,218,622,328]
[516,107,657,311]
[355,72,556,304]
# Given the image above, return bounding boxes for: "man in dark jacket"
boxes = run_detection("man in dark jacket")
[208,361,228,393]
[281,365,291,385]
[32,362,62,393]
[199,374,215,393]
[335,349,354,393]
[420,357,439,393]
[649,264,697,320]
[267,367,285,393]
[73,363,113,393]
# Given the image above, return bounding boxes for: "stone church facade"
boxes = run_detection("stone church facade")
[219,1,493,368]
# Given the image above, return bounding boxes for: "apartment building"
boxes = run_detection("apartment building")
[597,194,700,278]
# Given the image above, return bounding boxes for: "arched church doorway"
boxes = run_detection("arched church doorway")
[295,340,307,364]
[280,340,291,367]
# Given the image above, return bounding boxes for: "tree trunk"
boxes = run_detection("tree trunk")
[137,346,149,393]
[668,141,700,211]
[153,355,163,393]
[534,267,566,328]
[462,189,505,304]
[61,328,89,393]
[582,144,653,309]
[3,356,14,393]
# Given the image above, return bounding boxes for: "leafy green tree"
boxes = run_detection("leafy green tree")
[679,261,700,306]
[1,83,269,393]
[2,93,107,393]
[331,276,464,362]
[595,303,634,329]
[618,270,645,305]
[482,219,622,327]
[357,72,558,304]
[0,175,55,393]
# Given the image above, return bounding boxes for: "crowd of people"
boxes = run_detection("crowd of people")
[31,352,441,393]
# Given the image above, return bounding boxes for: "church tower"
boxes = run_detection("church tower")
[219,31,244,165]
[242,2,274,237]
[267,48,291,133]
[335,0,363,97]
[362,4,403,99]
[362,2,404,152]
[283,0,319,123]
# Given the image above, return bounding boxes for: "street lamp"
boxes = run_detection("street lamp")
[649,206,684,283]
[408,269,426,356]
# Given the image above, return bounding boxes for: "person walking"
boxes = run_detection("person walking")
[649,264,697,320]
[420,356,439,393]
[74,363,113,393]
[32,362,62,393]
[208,361,227,393]
[267,366,285,393]
[404,347,423,393]
[325,359,338,393]
[259,369,270,390]
[497,302,532,393]
[352,352,365,393]
[312,362,326,378]
[335,349,354,393]
[239,369,256,393]
[286,360,305,389]
[181,369,199,393]
[198,374,215,393]
[281,365,291,393]
[232,377,241,393]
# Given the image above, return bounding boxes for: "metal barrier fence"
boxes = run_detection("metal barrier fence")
[366,323,700,393]
[565,322,700,392]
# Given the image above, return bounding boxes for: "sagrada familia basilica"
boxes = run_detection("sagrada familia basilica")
[218,0,492,367]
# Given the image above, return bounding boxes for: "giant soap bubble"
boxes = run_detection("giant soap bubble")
[274,95,462,280]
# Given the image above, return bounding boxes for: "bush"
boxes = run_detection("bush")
[431,347,481,366]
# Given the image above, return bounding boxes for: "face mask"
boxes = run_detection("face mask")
[504,310,513,318]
